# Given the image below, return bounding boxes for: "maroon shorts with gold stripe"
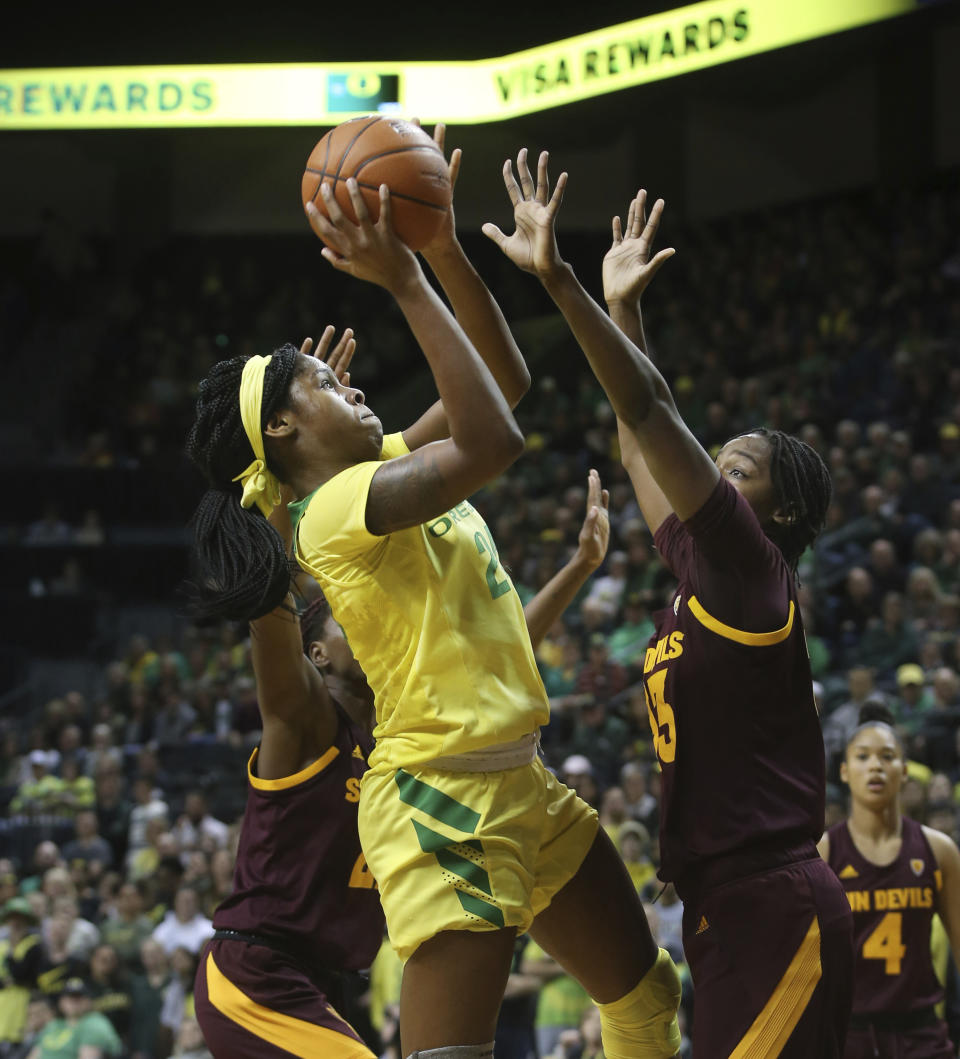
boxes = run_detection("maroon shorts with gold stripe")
[679,851,853,1058]
[194,938,376,1059]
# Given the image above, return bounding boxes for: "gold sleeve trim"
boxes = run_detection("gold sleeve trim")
[247,745,340,791]
[688,596,795,646]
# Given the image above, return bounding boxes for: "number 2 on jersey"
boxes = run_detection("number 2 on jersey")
[474,529,510,600]
[349,852,377,890]
[644,669,677,764]
[862,912,906,975]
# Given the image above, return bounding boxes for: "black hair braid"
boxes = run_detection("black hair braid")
[184,346,301,623]
[741,427,833,572]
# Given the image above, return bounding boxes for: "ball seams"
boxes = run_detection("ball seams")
[303,170,449,212]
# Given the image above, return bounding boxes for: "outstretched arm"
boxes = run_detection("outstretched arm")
[404,126,530,452]
[483,151,719,531]
[603,190,676,535]
[307,179,524,535]
[523,469,609,651]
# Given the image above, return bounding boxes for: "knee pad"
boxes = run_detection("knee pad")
[598,948,682,1059]
[406,1044,494,1059]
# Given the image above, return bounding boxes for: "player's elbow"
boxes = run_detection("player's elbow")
[488,421,526,468]
[505,364,532,410]
[619,378,675,433]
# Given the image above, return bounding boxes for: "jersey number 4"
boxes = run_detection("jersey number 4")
[863,912,906,975]
[349,853,377,890]
[644,669,677,765]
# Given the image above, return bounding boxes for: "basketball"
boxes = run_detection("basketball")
[301,115,452,251]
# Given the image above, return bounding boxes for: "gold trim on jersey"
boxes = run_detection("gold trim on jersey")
[204,953,374,1058]
[247,745,340,791]
[730,915,821,1058]
[688,596,795,646]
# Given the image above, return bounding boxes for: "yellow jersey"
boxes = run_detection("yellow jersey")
[290,433,549,772]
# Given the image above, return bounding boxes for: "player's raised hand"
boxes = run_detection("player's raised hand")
[305,180,419,294]
[300,325,357,387]
[602,189,675,308]
[417,122,462,259]
[482,148,567,278]
[576,469,610,569]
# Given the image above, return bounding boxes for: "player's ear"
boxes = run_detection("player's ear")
[308,640,330,671]
[771,503,798,526]
[839,760,849,786]
[264,408,295,438]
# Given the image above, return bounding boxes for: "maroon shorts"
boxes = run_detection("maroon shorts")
[194,938,376,1059]
[678,850,853,1058]
[843,1018,954,1059]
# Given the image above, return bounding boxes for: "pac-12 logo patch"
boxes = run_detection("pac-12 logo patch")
[911,858,925,876]
[673,595,681,615]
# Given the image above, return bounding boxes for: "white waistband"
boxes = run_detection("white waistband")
[427,731,540,773]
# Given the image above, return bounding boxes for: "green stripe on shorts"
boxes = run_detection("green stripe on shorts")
[456,890,505,928]
[411,820,494,896]
[395,769,481,833]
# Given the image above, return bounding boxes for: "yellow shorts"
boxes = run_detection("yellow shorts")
[358,758,598,961]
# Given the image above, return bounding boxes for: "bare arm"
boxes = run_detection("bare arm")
[250,488,337,778]
[524,470,609,650]
[483,152,719,525]
[604,191,676,536]
[307,181,524,536]
[926,827,960,972]
[404,129,530,451]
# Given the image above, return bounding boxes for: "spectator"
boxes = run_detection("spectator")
[99,882,154,972]
[574,634,629,702]
[557,755,599,810]
[618,821,656,894]
[853,591,920,676]
[129,938,171,1059]
[61,812,113,874]
[606,594,655,671]
[44,896,99,963]
[10,754,64,816]
[171,791,228,854]
[0,897,44,1051]
[619,761,658,832]
[822,667,887,776]
[890,662,935,742]
[125,778,169,872]
[87,943,132,1042]
[563,698,629,790]
[93,767,131,870]
[150,888,213,957]
[27,977,122,1058]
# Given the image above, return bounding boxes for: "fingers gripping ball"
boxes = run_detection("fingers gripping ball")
[301,115,452,251]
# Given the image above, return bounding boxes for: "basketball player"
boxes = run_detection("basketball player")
[820,706,960,1058]
[484,150,853,1056]
[186,131,680,1059]
[193,328,616,1059]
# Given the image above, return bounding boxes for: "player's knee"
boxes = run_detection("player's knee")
[405,1044,494,1058]
[597,947,682,1059]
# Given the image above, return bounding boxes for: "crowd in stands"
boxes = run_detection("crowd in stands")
[1,169,959,1057]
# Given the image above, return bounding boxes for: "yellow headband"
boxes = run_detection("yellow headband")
[231,354,282,518]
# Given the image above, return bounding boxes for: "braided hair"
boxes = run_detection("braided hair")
[732,427,832,572]
[185,344,301,623]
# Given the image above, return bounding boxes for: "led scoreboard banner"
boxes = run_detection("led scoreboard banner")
[0,0,923,129]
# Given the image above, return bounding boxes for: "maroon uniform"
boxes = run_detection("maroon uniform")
[828,817,953,1058]
[649,477,853,1057]
[194,702,383,1058]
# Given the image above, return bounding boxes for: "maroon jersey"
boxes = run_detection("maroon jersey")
[828,817,943,1015]
[649,477,825,882]
[214,702,384,971]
